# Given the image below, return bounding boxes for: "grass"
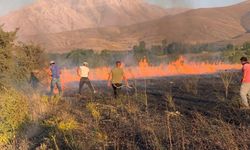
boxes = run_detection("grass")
[182,76,200,96]
[0,88,29,145]
[1,74,250,149]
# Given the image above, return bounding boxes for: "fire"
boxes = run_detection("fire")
[59,56,241,88]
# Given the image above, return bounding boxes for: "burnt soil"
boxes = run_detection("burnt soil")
[28,72,250,149]
[64,72,250,126]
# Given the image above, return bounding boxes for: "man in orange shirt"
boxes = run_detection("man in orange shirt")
[240,57,250,108]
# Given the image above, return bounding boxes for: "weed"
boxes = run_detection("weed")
[86,103,101,122]
[220,70,234,99]
[182,76,200,95]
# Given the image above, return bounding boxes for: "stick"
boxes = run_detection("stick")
[112,84,133,89]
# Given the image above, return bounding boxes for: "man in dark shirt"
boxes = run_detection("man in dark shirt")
[30,70,39,89]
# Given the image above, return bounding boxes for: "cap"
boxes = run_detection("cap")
[50,61,55,64]
[83,62,88,65]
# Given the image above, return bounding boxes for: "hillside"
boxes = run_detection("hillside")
[0,0,185,36]
[117,0,250,46]
[3,0,250,52]
[19,1,250,52]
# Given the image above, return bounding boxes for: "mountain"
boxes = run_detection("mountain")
[241,11,250,32]
[19,0,250,52]
[0,0,188,36]
[123,1,250,44]
[3,0,250,52]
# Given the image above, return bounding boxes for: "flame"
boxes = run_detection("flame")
[56,56,241,88]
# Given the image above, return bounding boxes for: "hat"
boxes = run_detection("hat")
[50,61,55,64]
[116,61,121,64]
[83,62,88,65]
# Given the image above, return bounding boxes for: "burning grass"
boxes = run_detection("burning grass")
[60,56,241,90]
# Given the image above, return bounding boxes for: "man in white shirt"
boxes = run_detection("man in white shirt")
[77,62,96,95]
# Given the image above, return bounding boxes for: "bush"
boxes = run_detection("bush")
[0,88,29,145]
[0,26,47,88]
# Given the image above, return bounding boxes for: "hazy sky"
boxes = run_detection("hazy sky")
[0,0,246,16]
[147,0,245,8]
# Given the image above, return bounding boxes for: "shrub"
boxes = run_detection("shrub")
[0,88,29,145]
[86,103,101,122]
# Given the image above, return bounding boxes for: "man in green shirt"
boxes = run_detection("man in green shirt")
[108,61,128,98]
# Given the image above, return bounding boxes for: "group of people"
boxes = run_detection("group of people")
[48,60,128,99]
[45,57,250,109]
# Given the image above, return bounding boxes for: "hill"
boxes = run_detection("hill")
[0,0,184,36]
[3,0,250,52]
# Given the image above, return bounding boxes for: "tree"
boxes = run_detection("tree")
[151,45,163,56]
[133,41,148,60]
[242,42,250,50]
[0,26,46,87]
[0,27,17,86]
[66,49,94,66]
[164,42,185,55]
[15,44,47,81]
[226,44,234,50]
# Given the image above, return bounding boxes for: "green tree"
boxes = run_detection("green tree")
[242,42,250,50]
[133,41,148,60]
[0,26,46,87]
[66,49,94,66]
[226,44,234,50]
[151,45,163,56]
[164,42,185,54]
[16,44,47,82]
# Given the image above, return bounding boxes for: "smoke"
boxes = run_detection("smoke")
[166,0,193,8]
[0,0,34,16]
[148,0,246,8]
[148,0,193,8]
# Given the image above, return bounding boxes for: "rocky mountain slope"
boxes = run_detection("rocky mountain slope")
[0,0,181,36]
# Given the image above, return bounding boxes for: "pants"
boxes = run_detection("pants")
[112,83,122,98]
[50,78,62,95]
[79,77,95,94]
[240,83,250,107]
[30,75,39,89]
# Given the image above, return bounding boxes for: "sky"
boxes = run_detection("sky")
[0,0,246,16]
[147,0,245,8]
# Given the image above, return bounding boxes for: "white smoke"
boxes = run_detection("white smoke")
[0,0,34,16]
[147,0,192,8]
[147,0,245,8]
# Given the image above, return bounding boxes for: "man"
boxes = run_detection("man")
[240,57,250,109]
[77,62,96,95]
[30,70,40,89]
[49,61,62,96]
[108,61,128,98]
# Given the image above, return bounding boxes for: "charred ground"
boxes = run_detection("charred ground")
[23,71,250,150]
